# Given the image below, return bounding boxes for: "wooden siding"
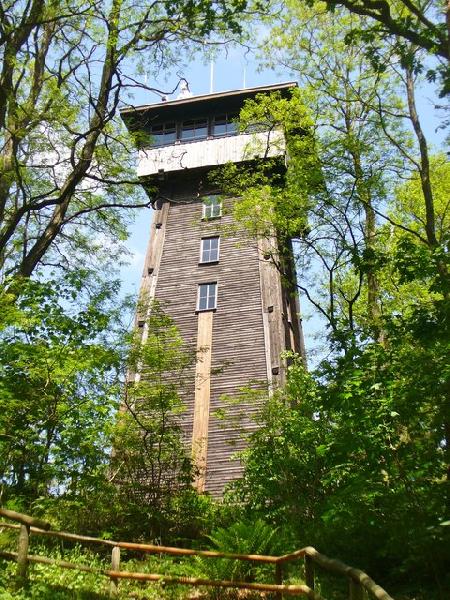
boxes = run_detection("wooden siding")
[131,200,170,383]
[136,189,304,496]
[137,131,285,177]
[149,197,268,496]
[258,237,288,388]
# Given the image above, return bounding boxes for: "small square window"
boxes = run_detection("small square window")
[200,237,220,263]
[181,119,208,141]
[202,196,222,219]
[213,114,238,137]
[198,282,217,311]
[150,122,176,146]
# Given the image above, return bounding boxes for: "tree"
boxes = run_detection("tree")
[324,0,449,59]
[0,0,256,281]
[212,11,449,591]
[221,1,448,351]
[0,286,212,542]
[314,0,449,94]
[216,76,407,345]
[220,23,449,586]
[361,154,449,320]
[232,338,449,594]
[109,301,200,540]
[0,271,124,505]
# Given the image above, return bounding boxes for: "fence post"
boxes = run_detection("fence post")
[304,554,314,590]
[15,524,30,589]
[275,561,283,600]
[109,545,120,597]
[349,577,364,600]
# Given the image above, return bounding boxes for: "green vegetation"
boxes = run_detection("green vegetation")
[0,545,188,599]
[1,0,448,598]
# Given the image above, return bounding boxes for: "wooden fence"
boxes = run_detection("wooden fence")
[0,508,394,600]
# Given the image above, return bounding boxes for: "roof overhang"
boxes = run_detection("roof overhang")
[120,81,298,133]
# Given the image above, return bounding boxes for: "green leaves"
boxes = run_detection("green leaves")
[194,518,279,587]
[108,301,197,541]
[212,89,320,244]
[234,323,450,589]
[0,272,123,504]
[0,0,261,280]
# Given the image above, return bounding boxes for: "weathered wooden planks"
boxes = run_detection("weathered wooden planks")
[152,195,269,495]
[192,310,214,492]
[138,188,303,496]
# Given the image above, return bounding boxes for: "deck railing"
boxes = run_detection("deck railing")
[0,508,394,599]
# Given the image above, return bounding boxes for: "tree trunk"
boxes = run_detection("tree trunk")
[405,63,449,295]
[16,0,123,278]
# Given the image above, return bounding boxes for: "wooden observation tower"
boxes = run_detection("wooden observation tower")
[121,82,305,496]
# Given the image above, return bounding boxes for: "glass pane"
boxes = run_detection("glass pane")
[198,283,216,310]
[214,120,227,136]
[151,133,164,146]
[227,120,238,134]
[202,201,211,218]
[202,196,221,219]
[181,126,195,140]
[213,114,238,136]
[207,284,216,308]
[201,240,207,262]
[201,238,219,262]
[198,284,207,310]
[163,131,177,144]
[181,120,208,140]
[151,123,177,146]
[195,123,208,138]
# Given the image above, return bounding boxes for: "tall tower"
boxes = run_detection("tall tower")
[121,82,305,496]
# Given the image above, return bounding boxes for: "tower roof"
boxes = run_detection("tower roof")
[120,81,297,132]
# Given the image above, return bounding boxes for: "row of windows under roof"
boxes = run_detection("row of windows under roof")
[147,113,238,147]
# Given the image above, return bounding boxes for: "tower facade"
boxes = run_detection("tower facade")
[121,82,305,496]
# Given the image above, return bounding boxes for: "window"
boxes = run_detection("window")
[145,114,241,148]
[213,114,238,137]
[181,118,208,141]
[243,121,271,134]
[150,122,176,146]
[202,196,222,219]
[200,237,220,263]
[198,283,217,311]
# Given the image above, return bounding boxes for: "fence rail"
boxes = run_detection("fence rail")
[0,508,394,600]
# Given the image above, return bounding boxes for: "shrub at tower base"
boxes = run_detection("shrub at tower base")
[228,315,449,594]
[0,282,215,544]
[107,301,217,543]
